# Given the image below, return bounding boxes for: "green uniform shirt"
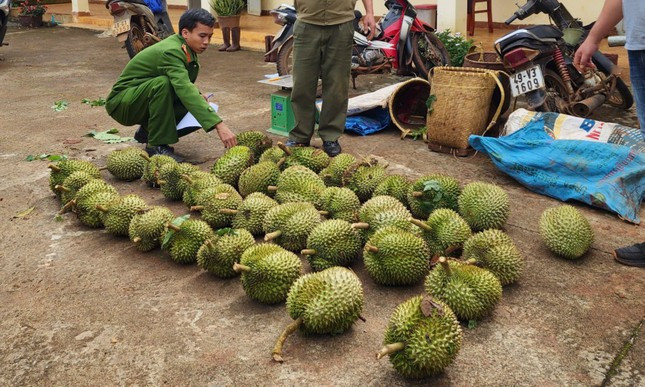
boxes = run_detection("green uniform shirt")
[294,0,358,25]
[107,34,222,131]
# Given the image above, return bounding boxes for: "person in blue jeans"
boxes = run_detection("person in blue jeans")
[575,0,644,266]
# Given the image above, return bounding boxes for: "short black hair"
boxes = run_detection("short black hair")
[179,8,216,32]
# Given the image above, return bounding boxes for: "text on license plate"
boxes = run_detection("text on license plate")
[114,19,130,35]
[510,66,545,97]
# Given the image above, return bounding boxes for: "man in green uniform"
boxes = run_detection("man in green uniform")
[106,9,236,162]
[287,0,375,156]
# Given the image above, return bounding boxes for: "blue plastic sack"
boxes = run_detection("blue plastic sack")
[144,0,163,14]
[469,119,645,223]
[345,107,391,136]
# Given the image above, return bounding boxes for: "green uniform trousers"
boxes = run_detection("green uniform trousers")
[105,76,188,146]
[290,20,354,143]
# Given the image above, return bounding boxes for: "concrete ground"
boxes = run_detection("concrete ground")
[0,25,643,386]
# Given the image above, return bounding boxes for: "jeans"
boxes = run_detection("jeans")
[628,50,645,139]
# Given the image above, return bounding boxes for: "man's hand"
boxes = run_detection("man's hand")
[363,14,376,40]
[574,39,598,71]
[214,122,237,148]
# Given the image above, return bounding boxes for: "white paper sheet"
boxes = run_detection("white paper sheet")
[176,102,219,131]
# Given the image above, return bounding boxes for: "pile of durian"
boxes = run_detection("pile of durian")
[49,130,594,379]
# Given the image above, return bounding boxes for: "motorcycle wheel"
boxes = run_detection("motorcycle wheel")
[607,78,634,110]
[276,39,294,76]
[411,31,449,80]
[125,22,146,59]
[536,69,570,113]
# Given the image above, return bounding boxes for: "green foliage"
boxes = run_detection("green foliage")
[161,214,191,248]
[210,0,245,16]
[25,154,68,162]
[435,30,473,67]
[51,100,69,112]
[82,97,106,107]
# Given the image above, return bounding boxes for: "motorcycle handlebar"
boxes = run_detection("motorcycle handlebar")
[505,14,518,25]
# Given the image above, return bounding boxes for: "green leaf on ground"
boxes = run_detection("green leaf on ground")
[161,215,191,249]
[54,214,64,222]
[87,129,134,144]
[13,207,35,219]
[25,154,68,162]
[82,97,106,107]
[107,128,119,134]
[52,100,69,112]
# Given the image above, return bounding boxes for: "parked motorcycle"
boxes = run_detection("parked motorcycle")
[106,0,174,58]
[265,0,449,86]
[495,0,632,116]
[0,0,10,48]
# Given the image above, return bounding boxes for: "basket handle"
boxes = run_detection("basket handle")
[482,72,506,135]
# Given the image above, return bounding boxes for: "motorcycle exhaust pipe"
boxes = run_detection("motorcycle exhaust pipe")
[571,94,606,117]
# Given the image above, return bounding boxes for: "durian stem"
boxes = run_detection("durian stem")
[219,208,239,215]
[412,191,423,198]
[276,157,286,168]
[206,240,215,250]
[465,258,478,265]
[264,230,282,241]
[58,200,75,214]
[157,179,167,186]
[322,173,332,178]
[410,218,432,231]
[272,317,303,363]
[365,244,379,253]
[167,223,181,232]
[438,257,451,275]
[276,142,292,156]
[376,342,405,360]
[318,211,329,216]
[95,204,109,213]
[54,185,70,192]
[301,249,316,255]
[358,315,366,322]
[190,206,204,212]
[232,263,251,272]
[48,164,61,172]
[99,166,108,171]
[139,153,150,161]
[132,237,142,243]
[351,222,370,230]
[267,186,278,192]
[444,245,459,257]
[181,175,194,184]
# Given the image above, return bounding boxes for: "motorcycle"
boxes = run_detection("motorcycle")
[495,0,633,116]
[265,0,449,87]
[0,0,9,48]
[106,0,174,58]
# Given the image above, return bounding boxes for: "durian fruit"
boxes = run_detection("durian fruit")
[424,258,502,321]
[458,182,510,231]
[268,165,325,206]
[342,158,388,202]
[238,161,281,197]
[230,192,279,235]
[164,218,215,264]
[462,229,523,285]
[373,175,412,208]
[539,205,594,259]
[196,228,255,278]
[181,171,223,208]
[407,174,461,220]
[236,130,273,159]
[106,147,148,181]
[318,187,360,222]
[76,189,120,228]
[68,179,118,217]
[319,153,357,187]
[210,145,254,187]
[263,202,322,252]
[278,143,330,173]
[272,267,364,362]
[48,159,101,199]
[128,206,175,252]
[411,209,471,257]
[55,171,98,205]
[190,184,243,230]
[363,226,430,286]
[352,195,414,241]
[97,194,147,236]
[141,154,177,187]
[301,219,362,271]
[158,162,199,201]
[377,296,462,379]
[258,145,286,164]
[233,243,302,304]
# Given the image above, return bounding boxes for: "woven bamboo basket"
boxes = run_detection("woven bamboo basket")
[463,45,506,71]
[388,78,431,138]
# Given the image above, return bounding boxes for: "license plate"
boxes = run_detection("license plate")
[510,65,545,97]
[114,18,130,35]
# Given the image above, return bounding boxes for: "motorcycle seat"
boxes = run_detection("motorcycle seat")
[524,25,563,39]
[495,25,562,53]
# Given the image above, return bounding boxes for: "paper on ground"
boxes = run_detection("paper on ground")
[176,102,219,131]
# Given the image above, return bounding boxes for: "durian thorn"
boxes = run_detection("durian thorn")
[267,185,278,192]
[301,249,316,255]
[139,153,151,161]
[95,204,109,213]
[232,263,251,273]
[410,218,432,231]
[276,142,292,156]
[58,200,76,214]
[48,164,61,172]
[376,342,405,360]
[438,257,452,275]
[264,230,282,241]
[365,244,379,253]
[190,205,205,212]
[181,175,194,185]
[132,237,142,243]
[276,157,286,168]
[318,210,329,216]
[157,179,167,186]
[412,191,423,198]
[272,317,303,363]
[54,185,71,192]
[219,208,239,215]
[167,223,181,232]
[205,239,215,250]
[351,222,370,230]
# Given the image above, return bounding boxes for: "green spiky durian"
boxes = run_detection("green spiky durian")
[353,195,414,241]
[318,187,360,222]
[48,159,101,199]
[373,175,412,207]
[407,174,461,219]
[279,143,331,173]
[236,130,273,159]
[106,147,148,181]
[319,153,357,187]
[342,158,388,202]
[76,191,120,228]
[269,165,325,206]
[458,182,510,231]
[377,296,462,379]
[230,192,279,235]
[363,226,430,286]
[301,219,362,271]
[234,243,303,305]
[191,184,243,230]
[424,258,502,321]
[158,162,199,201]
[210,145,254,186]
[164,218,215,264]
[142,154,177,187]
[129,206,175,252]
[97,194,147,236]
[272,267,364,362]
[181,171,223,208]
[411,209,471,257]
[539,205,594,259]
[462,229,523,285]
[71,180,118,214]
[238,161,281,197]
[196,228,255,278]
[55,171,98,205]
[258,146,286,164]
[263,202,321,252]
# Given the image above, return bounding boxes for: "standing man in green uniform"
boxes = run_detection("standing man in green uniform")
[105,9,236,162]
[286,0,375,156]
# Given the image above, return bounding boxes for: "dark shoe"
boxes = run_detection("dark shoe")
[322,141,341,157]
[226,27,240,52]
[613,242,645,267]
[146,145,184,163]
[285,139,310,147]
[134,126,148,144]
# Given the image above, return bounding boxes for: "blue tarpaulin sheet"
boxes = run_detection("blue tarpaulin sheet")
[344,107,391,136]
[144,0,163,13]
